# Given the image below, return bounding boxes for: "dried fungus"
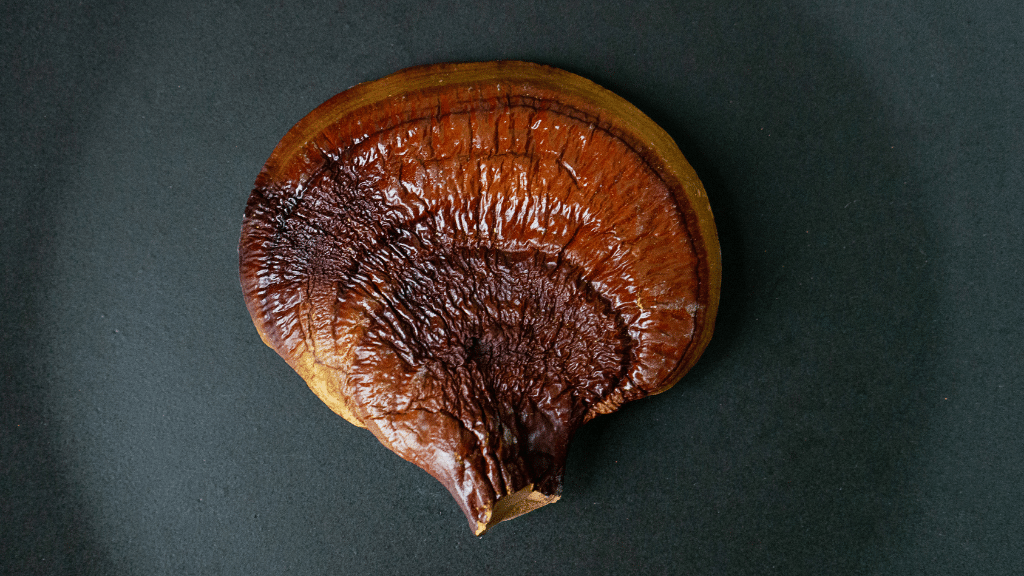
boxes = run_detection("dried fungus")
[239,61,721,535]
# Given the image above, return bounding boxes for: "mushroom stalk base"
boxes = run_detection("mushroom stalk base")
[477,485,561,536]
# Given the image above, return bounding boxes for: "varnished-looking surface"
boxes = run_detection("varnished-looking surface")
[239,61,720,534]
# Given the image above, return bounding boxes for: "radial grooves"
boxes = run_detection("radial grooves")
[240,62,720,533]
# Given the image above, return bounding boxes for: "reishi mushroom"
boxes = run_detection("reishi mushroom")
[239,61,721,535]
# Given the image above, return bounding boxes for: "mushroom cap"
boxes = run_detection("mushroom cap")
[239,61,721,534]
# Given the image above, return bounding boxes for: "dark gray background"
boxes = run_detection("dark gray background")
[3,1,1022,574]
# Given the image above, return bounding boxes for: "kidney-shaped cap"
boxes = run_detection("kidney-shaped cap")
[240,61,720,534]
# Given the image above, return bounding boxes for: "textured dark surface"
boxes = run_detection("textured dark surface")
[238,69,712,532]
[2,0,1022,574]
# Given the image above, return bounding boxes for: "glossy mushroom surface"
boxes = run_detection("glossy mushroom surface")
[239,61,721,535]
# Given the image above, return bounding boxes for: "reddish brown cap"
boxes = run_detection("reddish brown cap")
[239,61,720,534]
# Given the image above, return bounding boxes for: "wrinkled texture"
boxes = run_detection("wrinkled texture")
[239,65,715,533]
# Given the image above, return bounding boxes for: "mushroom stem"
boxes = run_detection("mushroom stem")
[357,375,581,533]
[478,485,561,536]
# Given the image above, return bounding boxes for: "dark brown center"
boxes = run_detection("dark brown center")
[259,153,632,528]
